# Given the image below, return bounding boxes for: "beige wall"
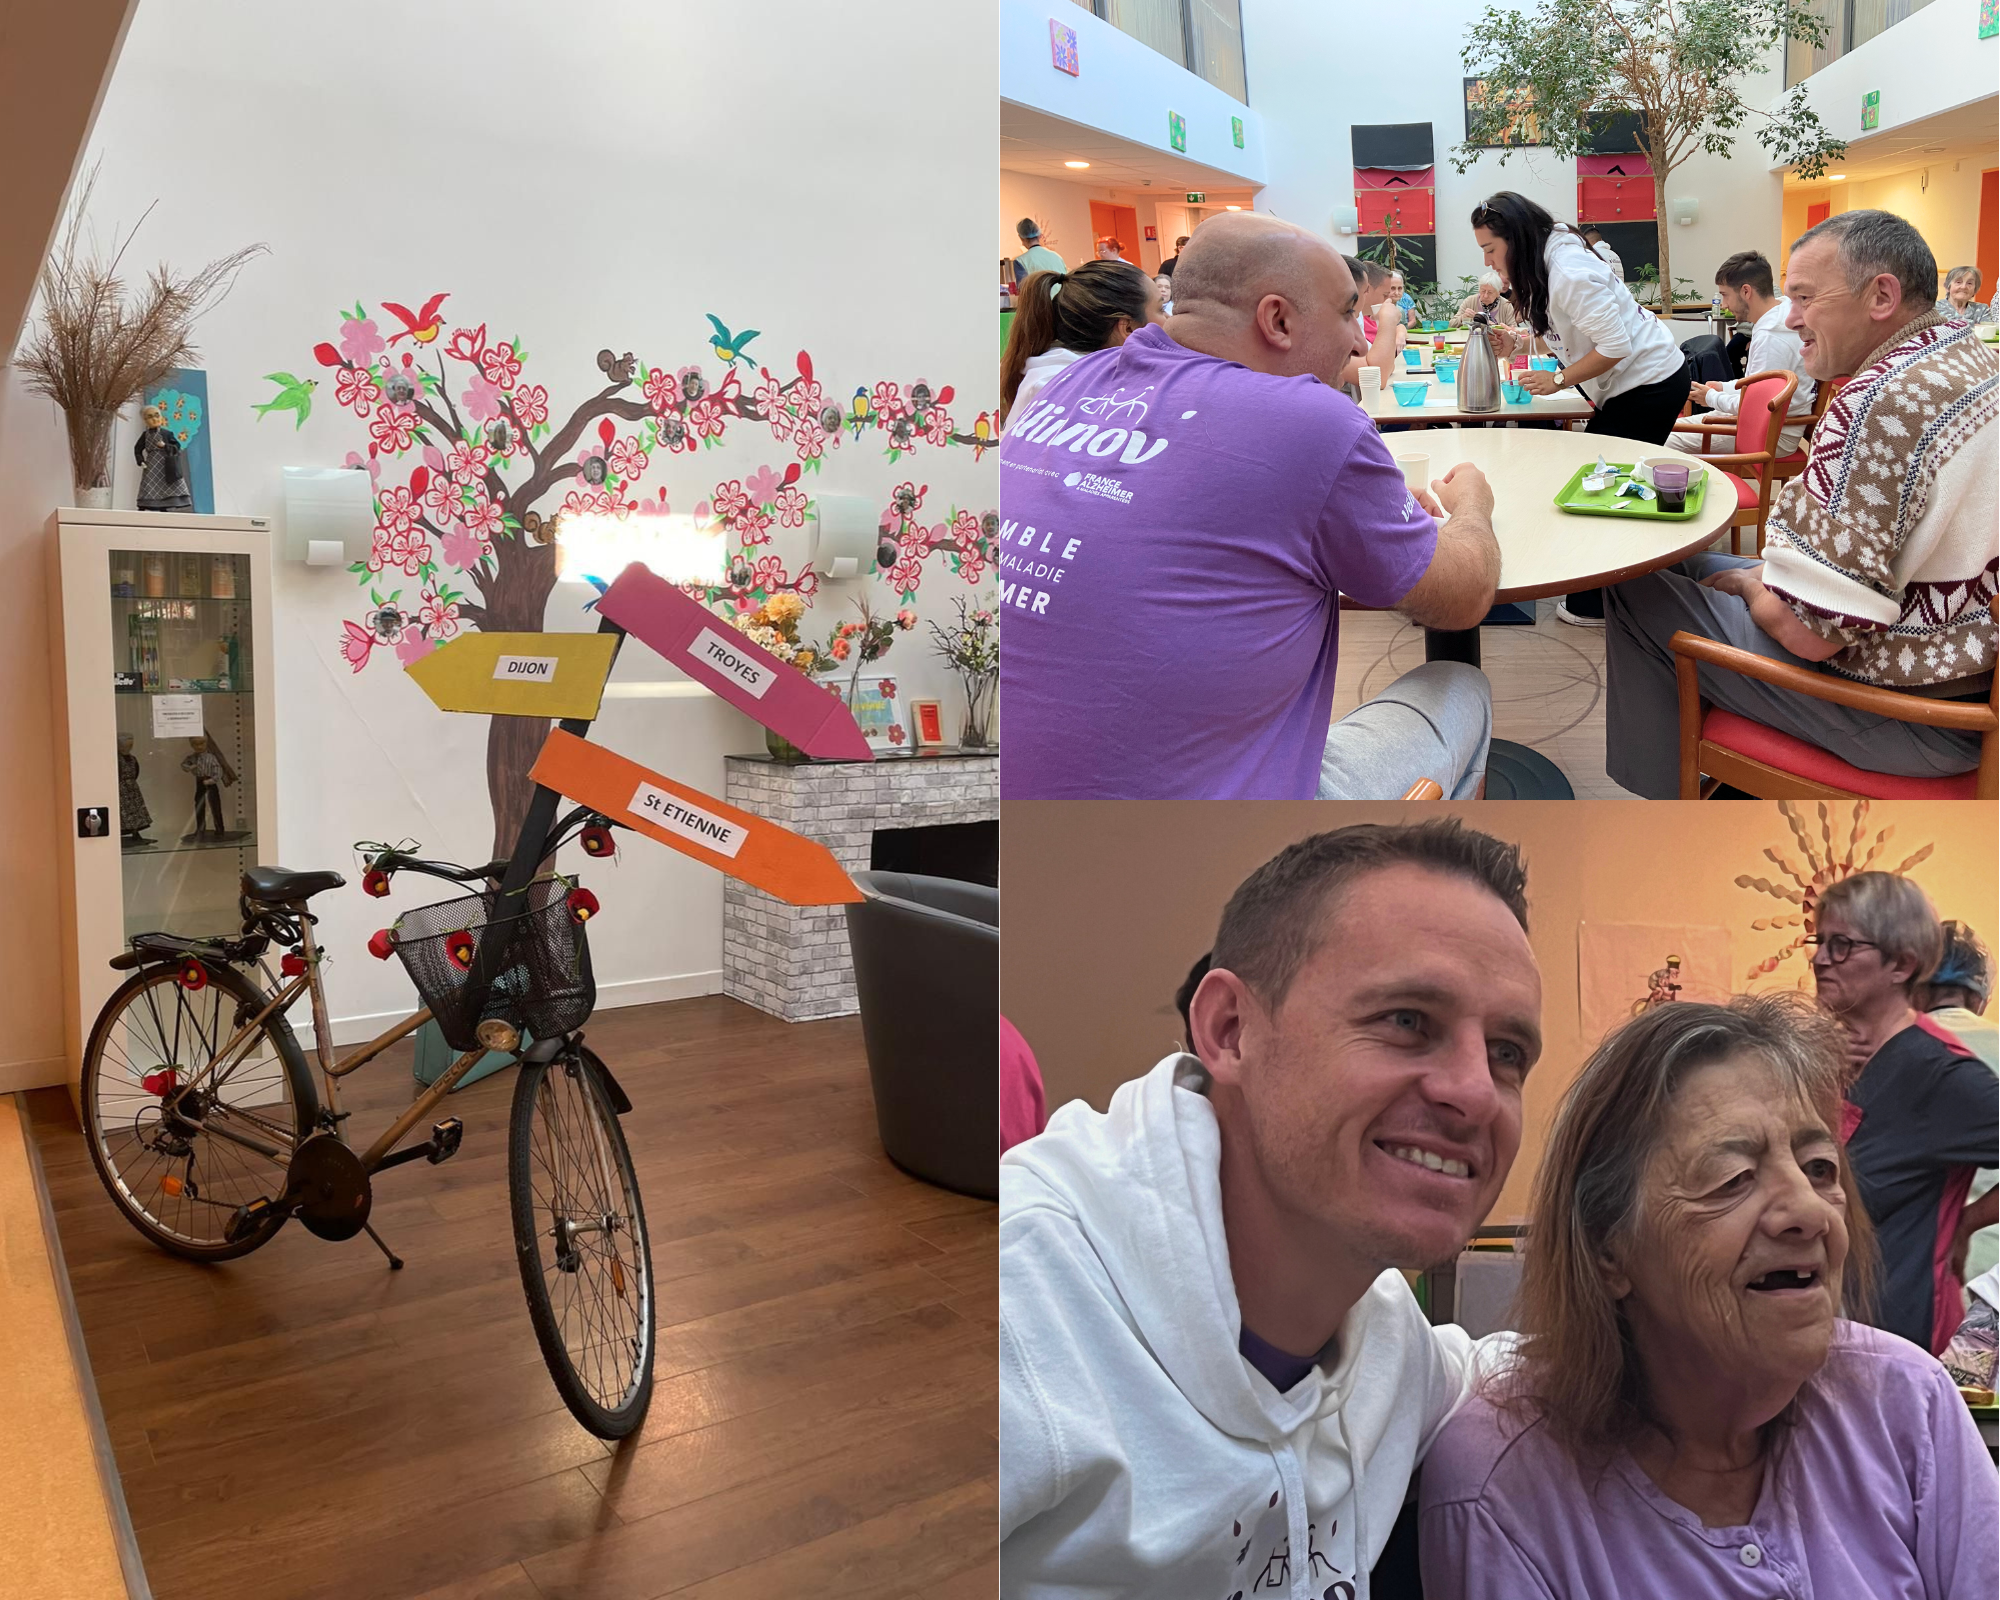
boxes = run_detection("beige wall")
[1782,157,1994,289]
[1002,800,1999,1220]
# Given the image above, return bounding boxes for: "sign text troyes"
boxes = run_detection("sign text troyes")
[689,627,777,699]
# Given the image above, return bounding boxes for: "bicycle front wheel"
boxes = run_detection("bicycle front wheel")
[81,961,316,1260]
[508,1045,654,1438]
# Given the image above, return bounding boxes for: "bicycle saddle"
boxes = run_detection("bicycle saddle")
[241,866,348,904]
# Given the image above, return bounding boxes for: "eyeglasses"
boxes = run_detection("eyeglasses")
[1804,933,1879,965]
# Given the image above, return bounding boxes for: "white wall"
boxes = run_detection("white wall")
[1786,156,1991,286]
[0,0,996,1072]
[1002,0,1265,186]
[1775,0,1998,147]
[1001,170,1104,269]
[1239,0,1785,294]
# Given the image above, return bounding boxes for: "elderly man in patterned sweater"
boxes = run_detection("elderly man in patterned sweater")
[1603,209,1997,797]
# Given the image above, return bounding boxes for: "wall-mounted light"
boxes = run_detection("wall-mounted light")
[808,493,881,579]
[1671,197,1699,226]
[1064,160,1090,169]
[1333,204,1358,235]
[282,465,372,566]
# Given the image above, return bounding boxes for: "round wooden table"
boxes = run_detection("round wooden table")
[1396,427,1737,798]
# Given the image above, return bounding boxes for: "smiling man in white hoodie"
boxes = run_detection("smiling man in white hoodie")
[1001,819,1543,1600]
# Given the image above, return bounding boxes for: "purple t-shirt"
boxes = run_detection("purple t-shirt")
[997,323,1438,799]
[1419,1321,2000,1598]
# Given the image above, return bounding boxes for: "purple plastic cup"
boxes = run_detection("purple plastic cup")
[1651,461,1690,511]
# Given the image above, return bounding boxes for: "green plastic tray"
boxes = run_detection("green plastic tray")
[1554,460,1710,521]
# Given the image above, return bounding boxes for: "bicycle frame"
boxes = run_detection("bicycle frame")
[167,614,630,1178]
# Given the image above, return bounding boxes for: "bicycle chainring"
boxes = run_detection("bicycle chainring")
[286,1133,373,1242]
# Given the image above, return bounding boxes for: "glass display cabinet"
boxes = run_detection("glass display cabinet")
[46,510,278,1104]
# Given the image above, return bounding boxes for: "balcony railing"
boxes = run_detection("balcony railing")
[1786,0,1936,86]
[1071,0,1248,102]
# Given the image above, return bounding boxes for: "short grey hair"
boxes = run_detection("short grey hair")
[1946,264,1983,294]
[1478,267,1504,293]
[1818,871,1943,993]
[1790,209,1937,315]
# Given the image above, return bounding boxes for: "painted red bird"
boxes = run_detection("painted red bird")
[381,292,449,346]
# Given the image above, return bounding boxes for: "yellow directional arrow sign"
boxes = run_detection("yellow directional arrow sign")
[404,632,618,719]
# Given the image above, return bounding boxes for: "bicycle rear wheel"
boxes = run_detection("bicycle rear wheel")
[508,1045,654,1438]
[81,962,316,1260]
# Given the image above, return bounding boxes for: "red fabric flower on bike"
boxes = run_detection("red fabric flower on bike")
[363,867,392,898]
[141,1067,177,1098]
[445,930,477,971]
[281,952,308,977]
[367,928,396,961]
[580,824,615,858]
[177,959,208,991]
[566,887,600,923]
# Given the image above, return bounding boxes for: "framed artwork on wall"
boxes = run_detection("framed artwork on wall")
[847,674,908,752]
[148,369,213,514]
[1463,80,1543,148]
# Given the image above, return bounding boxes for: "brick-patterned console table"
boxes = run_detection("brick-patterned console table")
[722,751,998,1022]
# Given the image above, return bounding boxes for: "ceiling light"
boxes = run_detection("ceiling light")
[1828,173,1846,181]
[1225,204,1243,211]
[1064,160,1090,169]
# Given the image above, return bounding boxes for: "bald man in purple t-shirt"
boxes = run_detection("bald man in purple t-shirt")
[999,213,1503,800]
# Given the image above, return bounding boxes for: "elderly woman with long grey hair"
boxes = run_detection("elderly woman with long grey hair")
[1420,994,1998,1598]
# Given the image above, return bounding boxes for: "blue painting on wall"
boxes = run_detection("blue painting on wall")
[148,368,213,514]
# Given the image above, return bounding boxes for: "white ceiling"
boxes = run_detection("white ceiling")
[1000,99,1260,199]
[1783,95,1997,189]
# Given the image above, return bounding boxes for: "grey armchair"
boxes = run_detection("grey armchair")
[843,870,998,1199]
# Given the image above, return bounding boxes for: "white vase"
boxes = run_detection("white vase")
[75,486,113,510]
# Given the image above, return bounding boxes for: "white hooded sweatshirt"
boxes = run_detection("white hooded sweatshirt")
[1001,1054,1485,1600]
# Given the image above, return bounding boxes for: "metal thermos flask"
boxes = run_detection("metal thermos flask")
[1458,313,1503,413]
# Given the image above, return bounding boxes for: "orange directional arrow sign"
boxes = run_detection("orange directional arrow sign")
[404,631,618,719]
[530,729,862,906]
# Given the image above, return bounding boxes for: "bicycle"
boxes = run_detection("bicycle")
[76,797,657,1440]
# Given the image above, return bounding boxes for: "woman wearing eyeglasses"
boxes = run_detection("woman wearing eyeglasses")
[1811,872,2000,1358]
[1470,192,1690,626]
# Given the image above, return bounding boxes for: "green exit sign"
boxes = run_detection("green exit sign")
[1186,191,1205,204]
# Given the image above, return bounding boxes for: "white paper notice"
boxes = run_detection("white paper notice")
[151,693,204,739]
[492,655,559,682]
[690,627,777,699]
[629,781,747,859]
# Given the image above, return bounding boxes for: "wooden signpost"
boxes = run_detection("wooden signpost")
[529,730,862,906]
[404,631,619,720]
[596,564,873,761]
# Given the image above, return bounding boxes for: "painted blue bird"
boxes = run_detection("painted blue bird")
[850,385,872,438]
[705,315,761,367]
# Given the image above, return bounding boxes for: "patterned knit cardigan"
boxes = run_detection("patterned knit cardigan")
[1761,311,1997,689]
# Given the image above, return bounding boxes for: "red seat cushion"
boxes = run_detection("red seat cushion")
[1722,470,1757,511]
[1702,708,1980,798]
[1774,450,1806,471]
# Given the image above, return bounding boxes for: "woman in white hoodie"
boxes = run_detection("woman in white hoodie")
[1000,258,1161,428]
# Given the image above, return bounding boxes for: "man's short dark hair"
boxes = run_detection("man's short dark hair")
[1789,208,1937,315]
[1582,226,1602,240]
[1175,235,1190,249]
[1175,952,1213,1046]
[1211,819,1530,1008]
[1716,250,1775,299]
[1016,217,1042,244]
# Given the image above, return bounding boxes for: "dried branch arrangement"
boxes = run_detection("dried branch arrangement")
[16,162,265,495]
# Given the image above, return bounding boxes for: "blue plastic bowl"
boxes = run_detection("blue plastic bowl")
[1435,362,1458,385]
[1502,381,1531,404]
[1403,349,1423,369]
[1531,356,1560,372]
[1391,381,1428,406]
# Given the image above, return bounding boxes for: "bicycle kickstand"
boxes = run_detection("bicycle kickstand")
[363,1221,404,1271]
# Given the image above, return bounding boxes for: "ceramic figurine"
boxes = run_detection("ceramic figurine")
[1635,954,1684,1014]
[181,735,238,842]
[117,734,153,847]
[134,404,194,513]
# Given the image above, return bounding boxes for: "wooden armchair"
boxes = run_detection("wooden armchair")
[1671,369,1799,554]
[1669,613,1998,800]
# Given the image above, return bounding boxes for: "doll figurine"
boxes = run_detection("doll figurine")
[134,404,194,513]
[181,735,238,841]
[117,734,153,847]
[1636,954,1684,1014]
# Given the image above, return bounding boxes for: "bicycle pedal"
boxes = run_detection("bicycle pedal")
[426,1117,464,1165]
[226,1196,282,1243]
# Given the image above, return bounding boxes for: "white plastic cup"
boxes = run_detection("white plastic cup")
[1396,453,1429,491]
[1358,365,1383,400]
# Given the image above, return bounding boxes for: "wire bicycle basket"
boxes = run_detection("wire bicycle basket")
[389,875,596,1052]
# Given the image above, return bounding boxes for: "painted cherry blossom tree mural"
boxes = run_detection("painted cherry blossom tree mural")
[262,296,995,852]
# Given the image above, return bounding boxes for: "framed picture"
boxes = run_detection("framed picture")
[1168,110,1186,153]
[1050,18,1080,75]
[1462,79,1543,148]
[846,674,908,752]
[909,698,945,748]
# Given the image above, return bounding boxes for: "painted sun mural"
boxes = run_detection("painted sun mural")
[1736,800,1936,990]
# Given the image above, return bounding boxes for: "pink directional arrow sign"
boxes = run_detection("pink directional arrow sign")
[596,565,873,761]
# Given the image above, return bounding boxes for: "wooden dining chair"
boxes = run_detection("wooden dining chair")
[1401,778,1445,800]
[1770,377,1838,487]
[1669,370,1799,554]
[1668,614,1999,800]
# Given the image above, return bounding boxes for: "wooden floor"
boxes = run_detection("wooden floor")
[1330,601,1634,799]
[26,995,997,1600]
